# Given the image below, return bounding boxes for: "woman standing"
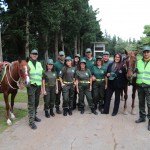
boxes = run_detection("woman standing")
[72,54,80,110]
[59,56,76,116]
[91,56,107,113]
[75,59,98,115]
[42,59,58,118]
[102,53,127,116]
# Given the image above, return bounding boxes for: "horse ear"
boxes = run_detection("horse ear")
[18,57,22,63]
[134,50,139,56]
[26,57,29,62]
[124,49,128,55]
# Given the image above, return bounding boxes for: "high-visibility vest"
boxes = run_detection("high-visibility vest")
[28,61,43,86]
[136,59,150,85]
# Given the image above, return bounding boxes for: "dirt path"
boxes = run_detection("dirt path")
[0,87,149,150]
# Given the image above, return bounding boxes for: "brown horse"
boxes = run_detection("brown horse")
[1,58,30,125]
[121,50,138,115]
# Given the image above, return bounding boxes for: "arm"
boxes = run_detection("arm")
[55,80,58,94]
[42,79,46,95]
[76,79,79,93]
[59,77,65,87]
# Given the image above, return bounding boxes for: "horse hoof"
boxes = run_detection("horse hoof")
[131,110,136,115]
[7,119,12,125]
[123,110,128,115]
[10,113,16,120]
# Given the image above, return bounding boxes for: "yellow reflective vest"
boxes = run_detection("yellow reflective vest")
[136,59,150,85]
[28,61,43,86]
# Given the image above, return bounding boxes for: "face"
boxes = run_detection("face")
[85,52,92,58]
[66,60,72,67]
[80,63,86,69]
[74,57,80,63]
[59,55,65,61]
[96,59,102,66]
[47,64,53,70]
[103,54,109,62]
[114,54,121,63]
[143,51,150,59]
[30,53,38,60]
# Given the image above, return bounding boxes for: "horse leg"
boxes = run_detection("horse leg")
[10,92,17,120]
[123,85,128,115]
[3,92,12,125]
[120,89,124,101]
[131,86,136,115]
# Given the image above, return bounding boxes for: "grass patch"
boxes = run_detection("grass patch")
[0,89,28,103]
[0,106,27,133]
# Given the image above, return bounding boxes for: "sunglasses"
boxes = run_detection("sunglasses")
[32,53,38,55]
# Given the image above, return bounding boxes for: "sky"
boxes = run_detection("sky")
[89,0,150,40]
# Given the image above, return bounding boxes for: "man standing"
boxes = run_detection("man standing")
[135,45,150,131]
[27,49,43,129]
[84,48,96,72]
[54,51,65,114]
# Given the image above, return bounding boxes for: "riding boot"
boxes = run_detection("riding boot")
[56,107,62,114]
[91,108,98,115]
[148,120,150,131]
[63,108,68,116]
[45,111,50,118]
[80,108,84,114]
[68,108,72,115]
[50,109,55,117]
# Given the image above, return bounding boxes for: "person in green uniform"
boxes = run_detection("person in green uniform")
[91,56,107,113]
[83,48,96,72]
[54,51,65,114]
[72,54,80,110]
[75,59,98,115]
[27,49,43,129]
[135,45,150,131]
[42,59,58,118]
[59,56,76,116]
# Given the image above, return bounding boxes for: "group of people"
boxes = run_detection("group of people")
[26,46,150,131]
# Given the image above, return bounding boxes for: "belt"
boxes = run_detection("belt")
[64,81,73,84]
[79,81,90,84]
[96,79,105,81]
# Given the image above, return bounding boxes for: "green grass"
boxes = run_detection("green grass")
[0,89,28,103]
[0,106,27,133]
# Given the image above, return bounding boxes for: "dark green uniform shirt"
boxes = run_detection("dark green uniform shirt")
[91,65,106,79]
[75,69,91,81]
[103,60,113,72]
[42,71,57,86]
[54,60,64,77]
[83,57,96,72]
[59,66,76,82]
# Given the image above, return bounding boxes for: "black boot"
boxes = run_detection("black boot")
[94,104,97,110]
[135,118,146,123]
[50,109,55,117]
[45,111,50,118]
[63,108,68,116]
[34,116,41,122]
[68,108,72,115]
[98,104,103,113]
[91,108,98,115]
[148,120,150,131]
[56,107,62,114]
[80,108,84,114]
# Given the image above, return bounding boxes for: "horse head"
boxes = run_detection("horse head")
[125,50,138,80]
[18,57,30,87]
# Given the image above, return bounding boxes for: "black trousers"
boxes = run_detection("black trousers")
[103,87,122,114]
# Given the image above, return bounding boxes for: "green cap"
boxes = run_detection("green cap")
[59,51,65,56]
[31,49,38,54]
[65,56,72,61]
[75,54,80,58]
[103,51,110,55]
[143,46,150,52]
[96,56,102,59]
[109,72,117,80]
[85,48,92,53]
[47,59,54,65]
[80,59,86,64]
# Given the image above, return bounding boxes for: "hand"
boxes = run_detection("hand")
[105,85,107,90]
[61,83,65,88]
[92,76,96,81]
[76,88,79,94]
[43,90,47,95]
[107,73,110,77]
[56,89,58,94]
[90,85,92,91]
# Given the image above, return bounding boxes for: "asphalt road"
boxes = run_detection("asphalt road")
[0,86,149,150]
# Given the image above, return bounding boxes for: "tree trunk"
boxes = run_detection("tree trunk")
[55,32,58,60]
[44,34,48,66]
[74,35,77,56]
[0,25,3,62]
[25,0,30,58]
[77,35,80,54]
[60,29,64,51]
[80,38,83,56]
